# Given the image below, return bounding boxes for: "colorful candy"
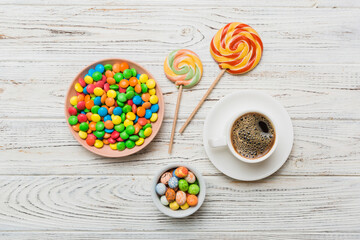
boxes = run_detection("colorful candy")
[155,183,166,195]
[168,177,179,189]
[160,172,172,185]
[175,166,188,178]
[67,62,160,151]
[185,171,196,183]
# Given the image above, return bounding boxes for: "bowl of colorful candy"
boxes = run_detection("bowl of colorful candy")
[151,164,206,218]
[65,59,164,157]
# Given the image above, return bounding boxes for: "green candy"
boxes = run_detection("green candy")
[125,91,135,100]
[120,131,129,140]
[104,64,112,71]
[117,93,127,102]
[143,123,152,130]
[110,84,119,90]
[129,135,139,141]
[91,106,100,114]
[114,124,125,133]
[91,96,96,101]
[116,100,125,107]
[94,130,105,138]
[188,184,200,195]
[120,113,126,122]
[84,108,89,113]
[74,105,78,111]
[141,83,148,93]
[178,179,189,192]
[126,86,134,93]
[92,71,102,81]
[79,122,89,131]
[131,68,137,77]
[117,142,126,151]
[126,125,135,135]
[125,139,135,149]
[114,73,123,83]
[68,116,78,125]
[123,69,132,79]
[139,129,145,138]
[122,105,132,113]
[96,122,105,131]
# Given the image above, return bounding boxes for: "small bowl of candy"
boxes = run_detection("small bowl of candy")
[151,163,206,218]
[65,59,164,158]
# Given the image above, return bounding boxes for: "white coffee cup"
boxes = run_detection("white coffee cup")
[209,109,279,164]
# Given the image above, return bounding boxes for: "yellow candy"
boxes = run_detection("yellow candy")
[126,112,136,121]
[70,96,78,106]
[124,119,133,127]
[84,76,93,84]
[94,87,104,96]
[135,137,144,146]
[150,113,158,122]
[180,202,189,210]
[169,201,179,210]
[149,89,156,95]
[94,139,104,148]
[79,131,87,139]
[112,115,122,125]
[144,127,152,137]
[107,90,117,98]
[146,79,156,89]
[109,143,117,150]
[74,83,83,93]
[91,114,101,122]
[149,95,158,104]
[90,93,96,98]
[139,74,148,83]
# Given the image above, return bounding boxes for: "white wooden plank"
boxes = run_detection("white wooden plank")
[0,176,358,231]
[0,62,359,119]
[0,118,359,176]
[0,6,359,64]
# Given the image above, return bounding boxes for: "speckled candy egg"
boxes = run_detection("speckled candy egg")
[187,194,198,207]
[188,184,200,195]
[160,172,172,185]
[165,188,176,202]
[168,177,179,189]
[169,201,180,211]
[180,202,189,210]
[178,179,189,192]
[176,191,187,206]
[160,195,169,206]
[155,183,166,195]
[185,171,196,183]
[175,166,188,178]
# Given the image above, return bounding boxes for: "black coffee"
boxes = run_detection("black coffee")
[230,112,275,159]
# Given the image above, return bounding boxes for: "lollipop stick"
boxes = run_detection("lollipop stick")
[179,69,226,133]
[169,85,183,154]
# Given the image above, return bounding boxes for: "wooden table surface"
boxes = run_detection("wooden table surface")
[0,0,359,239]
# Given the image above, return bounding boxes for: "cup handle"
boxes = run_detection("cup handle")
[209,136,227,148]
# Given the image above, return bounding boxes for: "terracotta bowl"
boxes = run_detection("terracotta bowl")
[64,59,164,158]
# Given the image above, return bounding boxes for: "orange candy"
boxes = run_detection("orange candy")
[108,106,115,115]
[119,79,129,88]
[77,94,84,102]
[137,107,146,117]
[129,77,138,87]
[101,94,107,103]
[104,120,114,129]
[141,93,150,102]
[142,102,151,109]
[104,133,111,139]
[187,195,198,207]
[105,70,114,78]
[134,84,141,93]
[105,97,115,107]
[72,123,80,132]
[103,139,109,145]
[89,122,97,131]
[134,123,141,134]
[113,63,121,73]
[119,62,129,72]
[86,112,92,121]
[85,100,94,109]
[84,94,91,102]
[107,77,116,85]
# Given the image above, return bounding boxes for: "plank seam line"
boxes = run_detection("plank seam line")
[0,175,359,177]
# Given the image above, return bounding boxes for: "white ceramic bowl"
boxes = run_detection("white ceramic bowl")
[151,163,206,218]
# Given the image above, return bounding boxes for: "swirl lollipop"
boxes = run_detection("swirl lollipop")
[164,49,203,153]
[179,22,263,133]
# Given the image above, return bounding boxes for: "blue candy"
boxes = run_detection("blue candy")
[83,86,88,95]
[98,107,108,117]
[104,115,112,122]
[132,95,142,105]
[134,115,138,124]
[94,96,102,106]
[168,177,179,189]
[136,74,141,79]
[81,111,86,115]
[150,104,159,113]
[113,107,122,116]
[155,183,166,195]
[105,128,114,133]
[95,64,105,73]
[145,109,152,119]
[88,69,95,76]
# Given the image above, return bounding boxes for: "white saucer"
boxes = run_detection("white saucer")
[203,90,294,181]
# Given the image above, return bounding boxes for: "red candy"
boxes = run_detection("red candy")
[68,107,77,116]
[111,131,120,139]
[108,138,116,144]
[104,83,110,92]
[78,78,86,87]
[132,104,137,113]
[95,81,104,88]
[87,84,95,94]
[116,136,124,142]
[127,100,133,105]
[86,134,96,146]
[101,75,107,81]
[138,118,147,126]
[77,113,87,123]
[77,101,86,110]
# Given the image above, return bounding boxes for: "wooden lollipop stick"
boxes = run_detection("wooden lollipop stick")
[168,85,183,154]
[179,69,226,133]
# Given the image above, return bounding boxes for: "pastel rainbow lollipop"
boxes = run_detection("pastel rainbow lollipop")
[179,22,263,133]
[164,49,203,153]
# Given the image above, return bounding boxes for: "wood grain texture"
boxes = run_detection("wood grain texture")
[0,6,359,64]
[0,62,359,119]
[0,176,359,231]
